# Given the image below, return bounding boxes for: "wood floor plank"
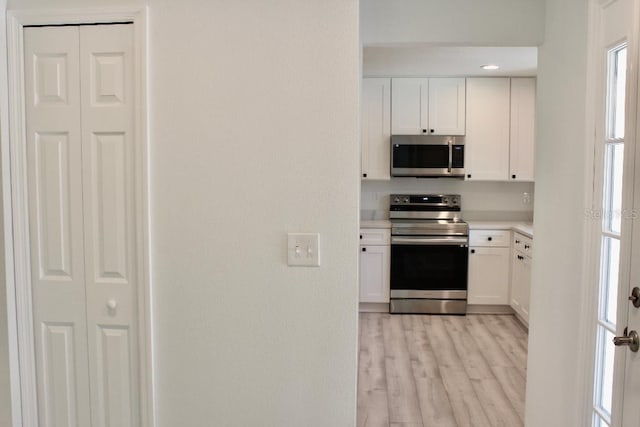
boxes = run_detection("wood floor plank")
[482,315,528,377]
[357,313,390,427]
[465,315,527,422]
[422,316,491,427]
[442,316,522,426]
[383,315,423,424]
[403,316,457,427]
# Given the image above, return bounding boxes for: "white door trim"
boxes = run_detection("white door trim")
[576,2,606,424]
[3,7,154,427]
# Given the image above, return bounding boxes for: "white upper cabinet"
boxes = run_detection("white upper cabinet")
[465,77,537,182]
[509,78,536,182]
[361,78,391,180]
[391,77,465,135]
[391,78,428,135]
[465,78,511,181]
[428,78,466,135]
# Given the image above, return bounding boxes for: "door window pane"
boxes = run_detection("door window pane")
[595,328,616,416]
[600,237,620,324]
[608,46,627,139]
[604,143,624,233]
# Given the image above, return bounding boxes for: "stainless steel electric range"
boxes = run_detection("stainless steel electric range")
[389,194,469,315]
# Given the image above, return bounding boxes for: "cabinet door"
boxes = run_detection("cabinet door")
[510,251,525,319]
[359,245,390,303]
[468,247,510,305]
[428,77,466,135]
[520,255,532,323]
[391,78,428,135]
[465,77,510,181]
[361,78,391,180]
[510,251,532,326]
[509,78,536,182]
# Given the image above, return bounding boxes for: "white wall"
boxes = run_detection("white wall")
[525,0,589,425]
[4,1,360,426]
[149,2,359,425]
[362,180,535,221]
[360,0,545,46]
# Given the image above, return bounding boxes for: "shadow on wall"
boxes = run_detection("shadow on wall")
[0,173,10,426]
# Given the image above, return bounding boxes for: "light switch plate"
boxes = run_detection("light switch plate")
[287,233,320,267]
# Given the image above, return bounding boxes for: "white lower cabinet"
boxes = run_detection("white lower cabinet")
[468,230,511,305]
[359,228,390,304]
[511,232,533,325]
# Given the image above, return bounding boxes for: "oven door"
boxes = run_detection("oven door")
[390,236,468,299]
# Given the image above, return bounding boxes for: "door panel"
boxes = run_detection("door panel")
[95,326,133,427]
[33,132,75,279]
[24,25,93,427]
[41,323,80,427]
[90,132,129,282]
[79,24,140,427]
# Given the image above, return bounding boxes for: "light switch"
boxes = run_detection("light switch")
[287,233,320,267]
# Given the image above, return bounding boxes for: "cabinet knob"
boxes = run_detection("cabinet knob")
[487,237,493,241]
[359,235,362,239]
[524,244,530,249]
[422,129,427,133]
[470,249,476,254]
[467,174,472,179]
[362,247,367,252]
[430,129,435,133]
[363,173,367,178]
[512,174,516,179]
[515,239,520,244]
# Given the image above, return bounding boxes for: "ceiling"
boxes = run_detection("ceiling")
[362,46,538,77]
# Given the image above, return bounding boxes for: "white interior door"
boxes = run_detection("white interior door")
[24,23,138,427]
[588,0,640,426]
[620,11,640,421]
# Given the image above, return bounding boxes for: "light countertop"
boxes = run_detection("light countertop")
[360,219,533,237]
[466,221,533,238]
[360,219,392,229]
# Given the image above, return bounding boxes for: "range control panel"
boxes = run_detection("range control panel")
[390,194,461,209]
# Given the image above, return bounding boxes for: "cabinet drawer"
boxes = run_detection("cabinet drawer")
[469,230,510,247]
[359,228,390,245]
[513,232,533,255]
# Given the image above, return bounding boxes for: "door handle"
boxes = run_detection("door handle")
[613,328,639,352]
[629,287,640,308]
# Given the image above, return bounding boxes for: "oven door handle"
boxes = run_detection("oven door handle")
[391,236,468,246]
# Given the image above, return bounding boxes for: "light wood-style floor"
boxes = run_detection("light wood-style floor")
[357,313,528,427]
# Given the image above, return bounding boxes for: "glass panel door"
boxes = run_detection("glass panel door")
[592,43,627,427]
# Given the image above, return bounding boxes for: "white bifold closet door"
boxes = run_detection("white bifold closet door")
[24,24,139,427]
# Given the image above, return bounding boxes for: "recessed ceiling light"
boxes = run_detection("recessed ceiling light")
[481,64,500,70]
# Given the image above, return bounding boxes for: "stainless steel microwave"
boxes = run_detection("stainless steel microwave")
[391,135,465,178]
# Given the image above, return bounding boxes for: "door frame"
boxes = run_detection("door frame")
[2,7,154,427]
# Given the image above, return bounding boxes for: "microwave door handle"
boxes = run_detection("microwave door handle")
[447,140,453,173]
